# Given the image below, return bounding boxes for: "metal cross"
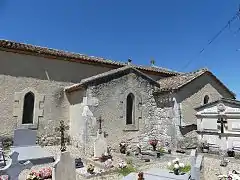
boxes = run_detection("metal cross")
[217,118,227,134]
[55,120,69,152]
[97,116,103,134]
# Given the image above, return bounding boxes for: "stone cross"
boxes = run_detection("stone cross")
[0,151,33,180]
[97,116,103,134]
[217,118,227,134]
[55,120,69,152]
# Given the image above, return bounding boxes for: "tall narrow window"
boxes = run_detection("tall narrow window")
[22,92,35,124]
[126,93,135,125]
[203,95,209,105]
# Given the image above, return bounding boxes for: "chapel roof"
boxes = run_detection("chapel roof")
[156,68,236,98]
[0,39,180,76]
[195,98,240,111]
[65,65,160,92]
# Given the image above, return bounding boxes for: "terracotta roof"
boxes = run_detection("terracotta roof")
[157,68,236,98]
[0,39,180,76]
[65,66,160,92]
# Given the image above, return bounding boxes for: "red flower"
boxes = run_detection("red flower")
[149,139,158,146]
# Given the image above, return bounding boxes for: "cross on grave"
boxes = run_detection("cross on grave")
[0,151,33,180]
[217,117,227,134]
[55,120,69,152]
[97,116,103,134]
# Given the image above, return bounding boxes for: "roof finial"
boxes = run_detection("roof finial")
[150,59,155,66]
[127,58,132,65]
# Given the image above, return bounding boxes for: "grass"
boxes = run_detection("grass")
[168,164,191,173]
[117,159,137,176]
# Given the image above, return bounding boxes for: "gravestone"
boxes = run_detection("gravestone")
[52,151,76,180]
[11,129,54,165]
[13,129,37,147]
[94,129,108,158]
[0,151,33,180]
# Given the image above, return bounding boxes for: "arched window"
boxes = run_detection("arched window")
[22,92,35,124]
[126,93,135,125]
[203,95,209,105]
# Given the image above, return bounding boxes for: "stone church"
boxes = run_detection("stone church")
[0,39,236,152]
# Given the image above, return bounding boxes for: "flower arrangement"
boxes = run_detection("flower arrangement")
[87,164,95,174]
[119,142,127,154]
[26,171,41,180]
[0,175,8,180]
[167,158,191,175]
[26,167,52,180]
[149,139,158,151]
[117,160,137,176]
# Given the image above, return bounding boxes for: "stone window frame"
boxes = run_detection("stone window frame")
[13,88,45,129]
[120,89,142,131]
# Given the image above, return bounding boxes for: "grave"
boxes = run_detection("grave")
[0,151,33,180]
[52,151,76,180]
[10,128,54,165]
[93,117,108,158]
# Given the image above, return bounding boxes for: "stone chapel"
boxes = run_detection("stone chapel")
[0,39,236,152]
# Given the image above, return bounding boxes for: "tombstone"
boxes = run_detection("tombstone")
[94,129,108,158]
[0,151,33,180]
[11,129,54,165]
[52,151,76,180]
[13,129,37,147]
[93,117,107,158]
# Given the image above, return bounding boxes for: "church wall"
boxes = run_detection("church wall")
[0,51,113,83]
[176,73,234,126]
[0,74,72,145]
[84,73,175,151]
[0,51,166,83]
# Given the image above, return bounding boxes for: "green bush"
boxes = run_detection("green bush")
[117,164,137,176]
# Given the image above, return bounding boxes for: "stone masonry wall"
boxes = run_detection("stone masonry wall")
[84,72,175,152]
[0,74,72,145]
[176,73,234,126]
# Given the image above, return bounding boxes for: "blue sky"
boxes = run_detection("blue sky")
[0,0,240,98]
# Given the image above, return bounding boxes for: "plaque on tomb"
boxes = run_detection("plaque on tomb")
[232,122,240,131]
[202,119,218,131]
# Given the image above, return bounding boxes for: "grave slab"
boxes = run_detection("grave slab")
[122,168,190,180]
[11,146,54,165]
[13,129,37,147]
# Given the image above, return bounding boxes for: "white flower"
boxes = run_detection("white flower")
[179,163,184,168]
[174,164,179,169]
[167,162,172,167]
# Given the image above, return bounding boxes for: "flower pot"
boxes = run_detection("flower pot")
[227,151,235,157]
[202,148,209,153]
[157,152,161,158]
[168,149,171,154]
[173,169,179,175]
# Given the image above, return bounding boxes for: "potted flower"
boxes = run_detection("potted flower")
[201,142,209,153]
[149,139,158,151]
[26,171,41,180]
[87,164,95,174]
[167,158,191,175]
[119,142,127,154]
